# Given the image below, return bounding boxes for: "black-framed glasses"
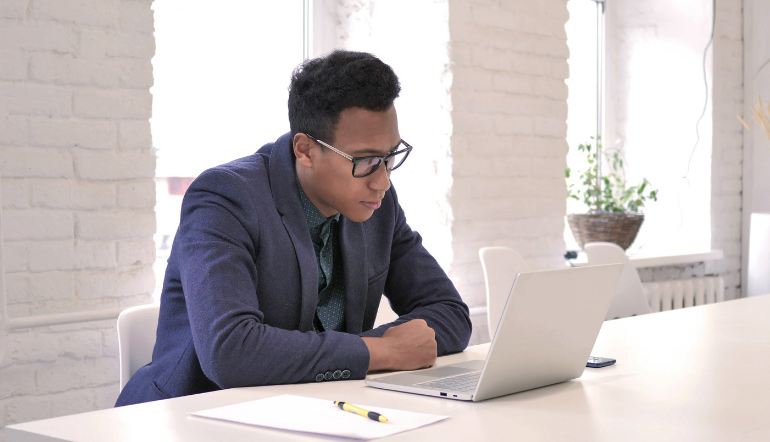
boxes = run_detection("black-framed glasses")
[305,134,413,178]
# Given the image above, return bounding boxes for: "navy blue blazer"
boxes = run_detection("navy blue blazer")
[116,133,471,406]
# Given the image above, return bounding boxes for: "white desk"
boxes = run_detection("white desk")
[8,295,770,442]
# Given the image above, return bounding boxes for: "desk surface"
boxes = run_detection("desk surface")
[8,295,770,442]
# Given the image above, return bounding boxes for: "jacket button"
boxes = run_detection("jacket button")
[315,373,325,382]
[341,370,351,379]
[324,371,333,380]
[333,370,342,379]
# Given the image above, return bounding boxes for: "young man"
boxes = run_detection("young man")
[116,50,471,406]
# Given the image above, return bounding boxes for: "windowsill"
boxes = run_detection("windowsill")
[569,249,724,268]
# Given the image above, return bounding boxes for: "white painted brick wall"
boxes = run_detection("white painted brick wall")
[0,0,155,436]
[119,120,153,150]
[709,0,744,300]
[74,242,118,270]
[75,151,155,180]
[3,211,74,241]
[116,239,155,267]
[1,150,76,180]
[0,0,26,20]
[447,0,570,314]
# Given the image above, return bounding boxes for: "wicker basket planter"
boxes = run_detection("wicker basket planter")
[567,212,644,250]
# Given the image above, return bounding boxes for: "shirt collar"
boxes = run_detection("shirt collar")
[297,178,340,231]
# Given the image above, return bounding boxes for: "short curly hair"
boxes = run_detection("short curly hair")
[288,50,401,144]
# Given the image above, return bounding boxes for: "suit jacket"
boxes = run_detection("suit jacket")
[116,132,472,406]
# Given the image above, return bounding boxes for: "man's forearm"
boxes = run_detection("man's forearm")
[361,319,437,372]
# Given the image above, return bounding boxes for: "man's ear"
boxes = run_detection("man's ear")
[293,133,314,169]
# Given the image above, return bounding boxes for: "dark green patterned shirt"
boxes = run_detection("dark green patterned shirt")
[297,182,346,332]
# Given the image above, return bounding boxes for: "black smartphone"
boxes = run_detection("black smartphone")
[587,356,616,368]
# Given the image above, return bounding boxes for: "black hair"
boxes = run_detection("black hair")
[288,50,401,144]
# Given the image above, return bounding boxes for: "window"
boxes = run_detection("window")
[605,0,713,255]
[151,1,305,295]
[565,0,601,251]
[566,0,713,255]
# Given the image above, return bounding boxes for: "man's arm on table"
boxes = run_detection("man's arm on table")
[363,319,438,371]
[358,187,473,370]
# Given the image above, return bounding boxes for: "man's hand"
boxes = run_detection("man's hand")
[362,319,437,372]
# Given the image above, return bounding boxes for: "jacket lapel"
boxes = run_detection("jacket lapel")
[339,218,366,334]
[267,134,318,332]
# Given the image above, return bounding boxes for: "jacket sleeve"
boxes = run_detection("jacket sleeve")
[359,187,472,356]
[176,167,370,389]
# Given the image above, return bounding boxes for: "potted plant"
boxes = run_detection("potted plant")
[565,137,658,250]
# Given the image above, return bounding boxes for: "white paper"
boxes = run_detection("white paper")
[191,394,448,440]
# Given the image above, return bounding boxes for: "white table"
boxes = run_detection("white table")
[8,295,770,442]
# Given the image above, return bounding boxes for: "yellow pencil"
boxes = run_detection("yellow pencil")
[334,401,389,423]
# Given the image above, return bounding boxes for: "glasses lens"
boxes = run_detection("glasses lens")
[353,157,383,177]
[385,144,411,171]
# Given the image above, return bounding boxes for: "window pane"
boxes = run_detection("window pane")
[566,0,599,150]
[152,1,304,177]
[565,0,600,250]
[152,0,305,296]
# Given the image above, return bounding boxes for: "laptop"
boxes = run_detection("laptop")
[365,263,623,401]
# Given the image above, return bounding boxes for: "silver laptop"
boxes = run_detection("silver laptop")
[365,264,623,401]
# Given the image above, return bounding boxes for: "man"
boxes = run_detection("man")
[116,50,472,406]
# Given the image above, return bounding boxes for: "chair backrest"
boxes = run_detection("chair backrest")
[373,296,399,328]
[584,242,652,320]
[117,303,160,391]
[479,246,528,340]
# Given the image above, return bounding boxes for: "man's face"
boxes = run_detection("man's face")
[297,105,401,223]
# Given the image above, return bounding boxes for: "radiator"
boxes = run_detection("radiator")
[642,277,725,313]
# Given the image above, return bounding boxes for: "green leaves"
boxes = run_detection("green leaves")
[566,137,658,213]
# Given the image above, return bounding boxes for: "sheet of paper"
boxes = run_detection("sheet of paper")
[191,394,448,440]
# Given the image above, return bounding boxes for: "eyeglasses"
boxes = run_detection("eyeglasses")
[305,134,413,178]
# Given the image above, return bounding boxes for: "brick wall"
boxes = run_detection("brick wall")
[710,0,744,299]
[0,0,155,436]
[447,0,570,309]
[741,0,770,296]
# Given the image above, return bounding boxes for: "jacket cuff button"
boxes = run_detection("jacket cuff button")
[341,370,351,379]
[315,373,325,382]
[324,371,333,380]
[333,370,342,379]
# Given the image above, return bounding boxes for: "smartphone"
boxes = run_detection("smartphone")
[587,356,616,368]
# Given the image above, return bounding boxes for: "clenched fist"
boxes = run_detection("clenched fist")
[362,319,437,372]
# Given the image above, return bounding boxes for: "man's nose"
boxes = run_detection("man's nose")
[368,164,391,192]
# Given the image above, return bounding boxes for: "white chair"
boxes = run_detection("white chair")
[479,246,528,340]
[373,296,399,327]
[117,303,160,391]
[584,242,652,320]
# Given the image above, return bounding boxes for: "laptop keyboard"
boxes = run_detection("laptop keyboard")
[417,371,481,392]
